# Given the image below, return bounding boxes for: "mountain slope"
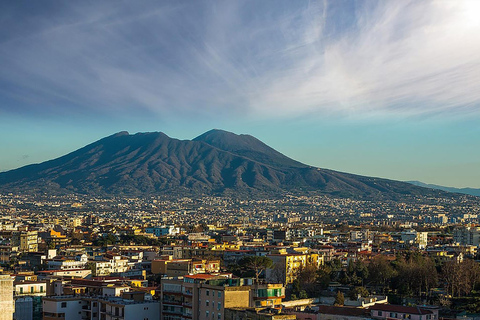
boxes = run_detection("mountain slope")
[407,181,480,197]
[0,130,454,198]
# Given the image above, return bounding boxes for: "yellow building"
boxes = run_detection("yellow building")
[266,250,323,285]
[20,231,38,252]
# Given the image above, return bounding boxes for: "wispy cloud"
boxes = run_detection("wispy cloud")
[0,0,479,120]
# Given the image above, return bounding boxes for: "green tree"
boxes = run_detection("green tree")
[349,286,369,300]
[316,265,332,290]
[334,291,345,306]
[368,255,396,293]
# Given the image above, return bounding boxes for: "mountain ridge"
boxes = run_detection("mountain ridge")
[407,181,480,197]
[0,130,459,199]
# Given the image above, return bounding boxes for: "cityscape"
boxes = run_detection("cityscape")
[1,1,480,320]
[0,190,480,319]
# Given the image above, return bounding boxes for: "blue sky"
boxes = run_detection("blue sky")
[1,0,479,188]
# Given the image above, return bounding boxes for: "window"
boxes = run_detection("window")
[217,302,221,311]
[218,291,221,298]
[31,287,34,293]
[61,302,67,308]
[20,288,23,294]
[206,311,210,318]
[218,314,221,320]
[206,290,210,296]
[378,312,383,316]
[206,300,209,307]
[40,286,43,292]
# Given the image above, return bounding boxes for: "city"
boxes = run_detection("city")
[1,192,480,319]
[1,0,480,320]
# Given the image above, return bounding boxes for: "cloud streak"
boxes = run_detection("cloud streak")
[0,0,479,120]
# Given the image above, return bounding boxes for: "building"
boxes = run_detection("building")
[400,230,428,249]
[42,294,160,320]
[47,254,88,270]
[152,257,220,276]
[226,308,296,320]
[288,305,369,320]
[0,274,14,320]
[161,274,283,320]
[19,231,38,253]
[266,249,323,285]
[14,296,34,320]
[92,254,129,276]
[14,280,46,296]
[453,227,480,246]
[146,226,180,237]
[251,284,285,309]
[370,304,438,320]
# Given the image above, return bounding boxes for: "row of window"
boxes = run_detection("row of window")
[206,311,222,320]
[205,289,222,298]
[205,300,222,310]
[19,286,44,293]
[377,311,431,319]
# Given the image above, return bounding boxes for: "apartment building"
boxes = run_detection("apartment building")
[92,255,129,276]
[42,294,160,320]
[161,274,284,320]
[152,257,220,277]
[266,249,323,285]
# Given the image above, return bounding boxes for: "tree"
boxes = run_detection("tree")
[443,258,480,297]
[239,256,273,283]
[393,254,437,298]
[334,291,345,306]
[368,256,396,293]
[269,263,286,284]
[295,263,319,296]
[316,265,332,290]
[349,286,369,300]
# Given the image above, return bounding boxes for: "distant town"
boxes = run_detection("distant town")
[1,192,480,320]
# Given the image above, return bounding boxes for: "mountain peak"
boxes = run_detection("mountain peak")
[115,131,130,136]
[194,129,305,168]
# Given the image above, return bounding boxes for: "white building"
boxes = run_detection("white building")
[47,254,88,270]
[42,295,160,320]
[93,255,129,276]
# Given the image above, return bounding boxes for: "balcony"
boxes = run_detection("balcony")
[163,300,183,306]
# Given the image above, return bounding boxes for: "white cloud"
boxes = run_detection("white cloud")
[0,0,479,119]
[251,0,480,118]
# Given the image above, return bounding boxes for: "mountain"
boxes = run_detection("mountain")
[0,130,454,198]
[407,181,480,197]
